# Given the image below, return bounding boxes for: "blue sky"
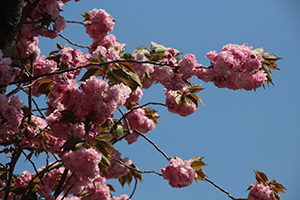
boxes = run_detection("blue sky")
[3,0,299,199]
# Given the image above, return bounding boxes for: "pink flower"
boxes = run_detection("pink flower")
[200,43,265,91]
[161,158,197,188]
[112,194,130,200]
[62,147,102,178]
[85,9,114,44]
[165,89,197,117]
[180,54,198,79]
[102,149,131,179]
[125,108,155,134]
[82,176,111,200]
[21,171,32,183]
[248,183,275,200]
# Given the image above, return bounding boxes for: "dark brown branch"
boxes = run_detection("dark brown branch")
[134,130,170,161]
[4,149,21,200]
[113,158,162,176]
[53,168,69,198]
[205,178,247,200]
[20,149,44,185]
[0,59,179,88]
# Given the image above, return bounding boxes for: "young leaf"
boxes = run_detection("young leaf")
[187,84,205,94]
[262,52,282,61]
[196,169,207,181]
[118,62,136,73]
[59,110,77,123]
[79,68,102,81]
[189,157,206,171]
[62,138,84,152]
[253,45,264,55]
[175,94,183,105]
[255,170,268,184]
[188,93,205,106]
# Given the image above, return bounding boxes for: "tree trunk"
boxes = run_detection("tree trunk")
[0,0,24,50]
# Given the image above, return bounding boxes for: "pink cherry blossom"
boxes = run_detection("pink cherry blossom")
[180,54,198,79]
[62,147,102,178]
[248,183,275,200]
[161,157,197,188]
[102,149,132,179]
[165,88,197,117]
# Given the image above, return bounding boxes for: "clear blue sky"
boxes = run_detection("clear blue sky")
[4,0,300,199]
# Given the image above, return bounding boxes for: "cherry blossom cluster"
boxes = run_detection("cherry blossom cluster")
[15,0,69,60]
[195,43,266,90]
[84,9,121,62]
[0,50,19,85]
[46,77,131,139]
[165,88,197,116]
[102,149,132,179]
[124,107,156,144]
[0,170,31,199]
[0,95,23,142]
[152,49,184,91]
[247,183,275,200]
[161,157,197,188]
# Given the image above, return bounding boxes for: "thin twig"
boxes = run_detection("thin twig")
[113,158,162,176]
[116,102,166,129]
[66,20,85,25]
[134,130,170,161]
[31,97,46,119]
[129,177,138,199]
[111,102,166,144]
[20,149,44,185]
[205,177,247,200]
[58,34,91,49]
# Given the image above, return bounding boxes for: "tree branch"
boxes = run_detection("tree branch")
[205,177,247,200]
[134,130,170,161]
[0,59,182,88]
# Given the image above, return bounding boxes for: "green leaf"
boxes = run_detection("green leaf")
[253,45,264,55]
[115,124,124,137]
[79,68,102,81]
[107,184,117,192]
[62,138,84,152]
[175,94,183,105]
[47,51,61,62]
[187,84,205,94]
[59,110,77,123]
[107,68,142,91]
[79,190,90,198]
[75,142,85,149]
[119,174,128,187]
[188,93,205,106]
[100,156,111,168]
[262,52,282,61]
[188,157,206,171]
